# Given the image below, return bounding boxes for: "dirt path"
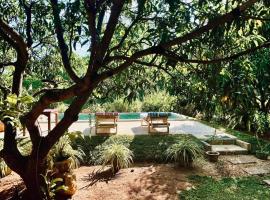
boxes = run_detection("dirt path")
[0,172,23,199]
[73,164,194,200]
[2,155,267,200]
[0,163,207,200]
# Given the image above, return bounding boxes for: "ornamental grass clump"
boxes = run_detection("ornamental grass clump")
[99,143,133,174]
[48,135,84,170]
[166,138,203,167]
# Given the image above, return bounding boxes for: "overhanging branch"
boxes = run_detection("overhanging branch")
[160,0,259,49]
[97,0,125,62]
[0,19,28,62]
[242,15,270,21]
[100,0,259,75]
[50,0,81,83]
[162,41,270,64]
[134,60,175,78]
[19,0,34,47]
[0,62,16,69]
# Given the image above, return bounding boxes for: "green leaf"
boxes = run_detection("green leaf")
[6,94,18,105]
[51,177,63,184]
[55,185,68,192]
[19,95,34,104]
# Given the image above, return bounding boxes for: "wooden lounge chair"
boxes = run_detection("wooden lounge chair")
[141,112,170,134]
[95,112,119,135]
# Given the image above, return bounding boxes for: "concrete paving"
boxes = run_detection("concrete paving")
[0,118,220,139]
[212,144,248,155]
[227,155,258,164]
[244,166,270,175]
[42,119,217,139]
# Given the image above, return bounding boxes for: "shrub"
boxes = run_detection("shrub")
[86,103,106,113]
[141,91,176,112]
[251,111,270,135]
[55,103,68,113]
[104,98,141,112]
[166,138,203,167]
[98,143,133,174]
[72,135,102,165]
[48,135,83,169]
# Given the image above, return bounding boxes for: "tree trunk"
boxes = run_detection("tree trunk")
[2,124,47,200]
[20,158,48,200]
[22,176,45,200]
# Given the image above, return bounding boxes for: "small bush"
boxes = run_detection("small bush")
[73,135,103,165]
[104,98,141,112]
[55,102,68,113]
[251,111,270,134]
[141,91,176,112]
[99,143,133,174]
[86,103,106,113]
[48,135,83,169]
[166,138,203,167]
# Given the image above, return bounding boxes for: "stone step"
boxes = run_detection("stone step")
[212,145,248,155]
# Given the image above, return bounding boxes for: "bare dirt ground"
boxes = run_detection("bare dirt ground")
[1,155,269,200]
[0,172,23,199]
[73,164,195,200]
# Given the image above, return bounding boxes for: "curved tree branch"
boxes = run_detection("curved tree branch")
[161,41,270,64]
[19,0,34,47]
[84,0,97,50]
[97,0,125,63]
[0,62,16,69]
[134,60,175,78]
[99,40,270,84]
[0,19,28,64]
[0,18,28,95]
[40,91,92,158]
[50,0,81,83]
[242,15,270,21]
[110,14,142,52]
[160,0,259,49]
[98,0,260,79]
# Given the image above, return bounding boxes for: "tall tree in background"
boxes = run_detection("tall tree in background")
[0,0,270,198]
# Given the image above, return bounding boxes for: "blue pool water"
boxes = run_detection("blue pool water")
[59,112,182,121]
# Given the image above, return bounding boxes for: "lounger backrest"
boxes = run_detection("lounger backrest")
[95,112,119,122]
[148,112,170,118]
[95,112,119,117]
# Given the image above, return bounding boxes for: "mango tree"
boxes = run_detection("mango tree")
[0,0,270,199]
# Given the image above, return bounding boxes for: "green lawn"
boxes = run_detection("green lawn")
[71,134,201,164]
[180,175,270,200]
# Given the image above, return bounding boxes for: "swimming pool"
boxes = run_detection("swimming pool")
[59,112,184,121]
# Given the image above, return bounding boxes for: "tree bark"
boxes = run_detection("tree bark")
[20,159,48,200]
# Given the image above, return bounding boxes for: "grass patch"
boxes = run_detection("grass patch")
[180,175,270,200]
[71,134,202,164]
